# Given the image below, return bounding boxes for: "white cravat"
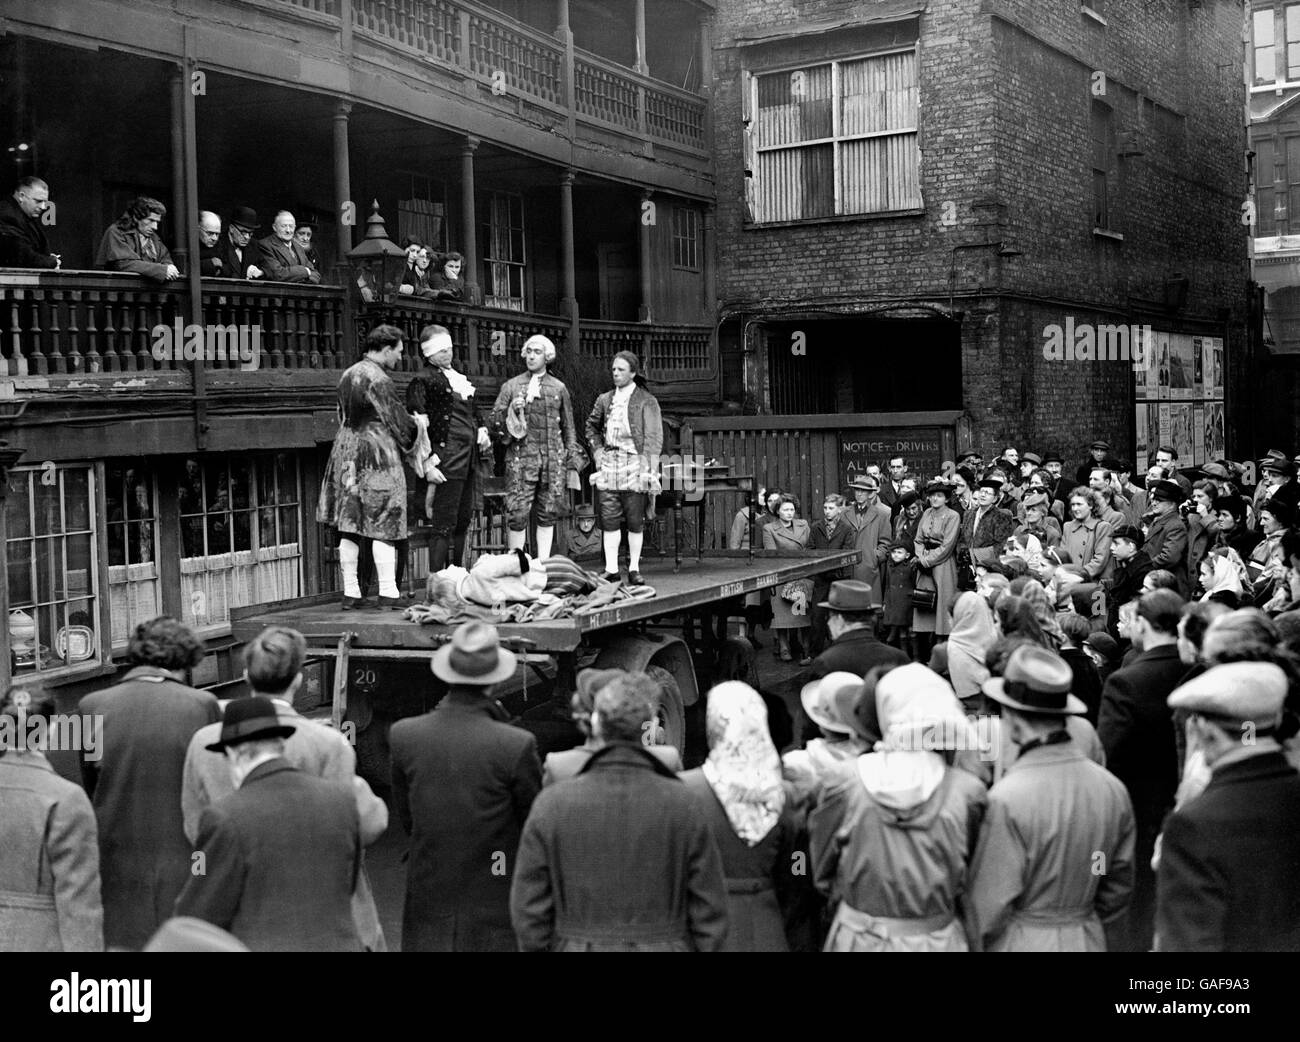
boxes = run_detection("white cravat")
[444,366,475,400]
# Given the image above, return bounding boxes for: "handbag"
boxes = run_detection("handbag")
[909,587,938,611]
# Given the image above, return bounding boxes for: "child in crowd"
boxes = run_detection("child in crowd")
[881,539,917,659]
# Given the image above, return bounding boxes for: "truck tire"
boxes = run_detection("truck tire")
[593,634,696,755]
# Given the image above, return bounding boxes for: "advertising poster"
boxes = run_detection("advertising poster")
[1210,339,1225,397]
[1169,334,1195,399]
[1158,403,1172,447]
[1135,403,1148,460]
[1170,403,1194,463]
[1193,337,1204,394]
[1206,402,1225,460]
[1193,404,1206,465]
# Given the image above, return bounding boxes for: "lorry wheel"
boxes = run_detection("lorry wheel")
[593,634,696,755]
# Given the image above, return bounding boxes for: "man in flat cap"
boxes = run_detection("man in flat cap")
[1157,663,1300,951]
[174,696,363,951]
[390,621,541,951]
[1075,440,1112,488]
[967,646,1135,951]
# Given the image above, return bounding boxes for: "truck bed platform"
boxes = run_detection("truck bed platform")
[229,549,860,655]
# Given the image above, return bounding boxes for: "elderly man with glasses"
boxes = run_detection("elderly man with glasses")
[217,206,264,280]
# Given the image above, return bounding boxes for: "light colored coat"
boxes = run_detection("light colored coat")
[913,506,961,635]
[844,501,892,604]
[966,742,1135,952]
[0,751,104,952]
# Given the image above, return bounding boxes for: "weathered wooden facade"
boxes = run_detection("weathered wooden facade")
[0,0,719,705]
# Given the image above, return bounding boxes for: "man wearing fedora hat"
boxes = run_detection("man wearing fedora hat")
[174,696,364,951]
[511,675,728,951]
[842,477,892,610]
[966,646,1135,952]
[390,621,541,952]
[805,580,909,684]
[1254,454,1300,523]
[1143,478,1190,597]
[1156,662,1300,951]
[217,205,263,280]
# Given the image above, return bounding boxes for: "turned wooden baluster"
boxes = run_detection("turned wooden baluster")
[65,290,84,374]
[2,292,18,377]
[83,291,102,374]
[26,289,47,376]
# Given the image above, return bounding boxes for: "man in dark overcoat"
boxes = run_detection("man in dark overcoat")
[510,674,729,951]
[390,622,541,951]
[1096,588,1188,952]
[174,697,362,951]
[78,617,220,950]
[1158,663,1300,951]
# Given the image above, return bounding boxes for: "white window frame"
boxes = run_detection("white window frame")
[745,45,921,225]
[6,462,105,679]
[105,461,161,651]
[482,190,527,312]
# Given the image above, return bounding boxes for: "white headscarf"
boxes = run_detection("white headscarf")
[856,663,976,812]
[701,682,786,845]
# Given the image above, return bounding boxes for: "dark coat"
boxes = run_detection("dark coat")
[198,241,225,277]
[1103,550,1153,635]
[406,364,489,463]
[95,225,175,281]
[960,504,1016,567]
[0,194,57,268]
[256,234,319,283]
[1096,642,1187,951]
[78,667,221,950]
[808,519,854,591]
[509,743,729,951]
[390,692,542,952]
[173,758,362,951]
[1059,645,1103,725]
[810,626,910,679]
[843,501,892,600]
[679,769,803,952]
[881,556,918,627]
[216,235,261,279]
[1143,509,1189,595]
[543,741,680,786]
[1157,751,1300,952]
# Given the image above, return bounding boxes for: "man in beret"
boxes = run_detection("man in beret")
[967,646,1135,951]
[390,621,541,951]
[1143,479,1190,597]
[1157,663,1300,951]
[1097,588,1188,951]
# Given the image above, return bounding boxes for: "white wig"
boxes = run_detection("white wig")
[522,334,557,364]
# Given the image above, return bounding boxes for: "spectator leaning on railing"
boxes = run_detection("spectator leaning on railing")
[0,175,59,269]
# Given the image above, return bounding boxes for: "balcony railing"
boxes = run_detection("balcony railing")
[0,271,347,377]
[345,0,706,151]
[0,271,715,390]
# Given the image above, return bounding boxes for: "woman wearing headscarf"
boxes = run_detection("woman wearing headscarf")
[945,591,997,712]
[1021,579,1065,650]
[680,682,804,951]
[810,664,988,952]
[1198,545,1247,608]
[913,481,962,662]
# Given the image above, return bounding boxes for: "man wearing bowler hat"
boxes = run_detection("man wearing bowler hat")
[806,580,909,682]
[966,646,1135,952]
[1157,663,1300,951]
[217,205,264,280]
[174,696,363,951]
[842,477,892,610]
[1143,478,1190,596]
[389,621,541,951]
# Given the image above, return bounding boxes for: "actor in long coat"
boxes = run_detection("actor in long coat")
[510,744,729,951]
[79,660,220,950]
[913,484,961,638]
[679,682,804,952]
[810,665,987,951]
[966,648,1135,951]
[176,757,362,952]
[390,628,542,952]
[0,743,104,952]
[492,335,580,558]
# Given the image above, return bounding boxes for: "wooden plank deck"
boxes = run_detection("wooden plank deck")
[228,549,860,655]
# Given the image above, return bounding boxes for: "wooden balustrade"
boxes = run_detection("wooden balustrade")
[579,320,713,378]
[0,272,347,377]
[467,10,563,105]
[353,0,458,62]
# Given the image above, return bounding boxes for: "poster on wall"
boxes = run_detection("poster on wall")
[1193,404,1206,466]
[1148,405,1162,462]
[1209,338,1225,398]
[1170,404,1194,464]
[839,428,947,491]
[1169,335,1196,399]
[1158,403,1172,447]
[1135,403,1149,461]
[1192,337,1204,394]
[1155,332,1171,400]
[1206,402,1225,461]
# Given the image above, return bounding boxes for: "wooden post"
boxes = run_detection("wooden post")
[560,170,579,352]
[168,69,189,275]
[556,0,576,141]
[638,189,653,324]
[0,443,26,694]
[181,33,205,450]
[461,138,481,305]
[334,102,353,263]
[634,0,648,76]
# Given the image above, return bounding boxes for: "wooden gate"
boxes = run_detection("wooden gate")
[684,412,961,550]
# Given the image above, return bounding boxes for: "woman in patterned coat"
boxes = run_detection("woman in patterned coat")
[913,481,962,660]
[317,324,417,609]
